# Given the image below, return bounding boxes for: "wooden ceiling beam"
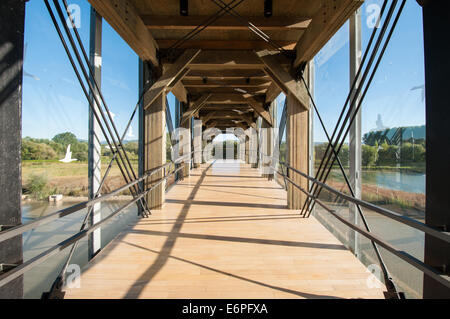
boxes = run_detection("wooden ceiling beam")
[157,40,296,50]
[187,87,268,94]
[293,0,363,67]
[201,105,254,112]
[185,50,291,70]
[181,94,212,125]
[144,49,201,110]
[142,15,312,31]
[265,82,282,104]
[186,69,267,78]
[183,78,271,87]
[244,95,273,127]
[256,50,309,111]
[201,110,253,120]
[171,81,188,103]
[88,0,159,66]
[206,93,265,104]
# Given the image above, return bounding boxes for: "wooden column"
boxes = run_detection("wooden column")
[0,0,25,298]
[181,105,191,176]
[248,127,258,167]
[193,119,202,168]
[245,137,250,164]
[286,92,309,210]
[261,116,273,179]
[144,94,166,209]
[256,117,262,169]
[238,132,246,162]
[420,0,450,299]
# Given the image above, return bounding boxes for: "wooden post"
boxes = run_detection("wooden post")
[181,103,191,176]
[261,115,273,180]
[193,119,202,168]
[286,92,309,210]
[144,94,166,209]
[248,127,258,167]
[245,137,250,164]
[0,0,25,299]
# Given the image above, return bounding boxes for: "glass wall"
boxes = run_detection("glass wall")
[358,0,426,298]
[22,1,140,298]
[311,1,426,298]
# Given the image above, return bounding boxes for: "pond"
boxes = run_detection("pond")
[362,170,425,194]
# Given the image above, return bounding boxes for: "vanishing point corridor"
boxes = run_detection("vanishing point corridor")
[65,161,385,299]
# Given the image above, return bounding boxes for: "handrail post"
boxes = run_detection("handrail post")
[88,6,103,259]
[348,7,362,258]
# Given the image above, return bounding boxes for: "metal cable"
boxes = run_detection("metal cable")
[301,0,393,215]
[209,0,291,56]
[298,72,401,297]
[306,0,406,217]
[53,0,150,214]
[165,0,245,53]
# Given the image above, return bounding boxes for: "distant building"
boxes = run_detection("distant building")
[370,114,389,132]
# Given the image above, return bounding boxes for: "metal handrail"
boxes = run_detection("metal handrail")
[0,164,185,288]
[276,160,450,245]
[0,161,178,244]
[261,151,450,244]
[275,170,450,289]
[260,152,450,288]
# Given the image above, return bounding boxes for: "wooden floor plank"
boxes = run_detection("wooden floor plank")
[65,161,385,299]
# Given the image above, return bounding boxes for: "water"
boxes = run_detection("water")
[313,169,426,298]
[362,170,425,194]
[21,200,139,298]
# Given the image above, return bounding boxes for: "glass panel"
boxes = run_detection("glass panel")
[311,0,426,299]
[359,0,426,298]
[22,1,141,298]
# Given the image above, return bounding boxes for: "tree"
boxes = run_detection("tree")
[362,144,377,167]
[22,140,57,160]
[123,141,138,155]
[377,143,398,166]
[52,132,78,148]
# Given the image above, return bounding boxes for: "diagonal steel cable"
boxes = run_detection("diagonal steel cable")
[304,0,404,218]
[166,0,246,52]
[53,0,151,213]
[209,0,291,56]
[301,0,392,215]
[299,71,402,298]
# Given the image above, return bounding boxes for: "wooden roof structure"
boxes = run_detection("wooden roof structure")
[89,0,362,129]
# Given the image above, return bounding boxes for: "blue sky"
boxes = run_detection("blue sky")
[23,1,425,143]
[313,0,425,142]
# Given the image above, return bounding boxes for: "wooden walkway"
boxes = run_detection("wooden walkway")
[65,161,385,299]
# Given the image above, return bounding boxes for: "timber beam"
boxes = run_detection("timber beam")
[244,95,273,126]
[180,94,212,125]
[163,50,292,70]
[256,49,309,111]
[142,15,312,31]
[144,49,201,110]
[87,0,159,66]
[182,78,272,88]
[293,0,363,68]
